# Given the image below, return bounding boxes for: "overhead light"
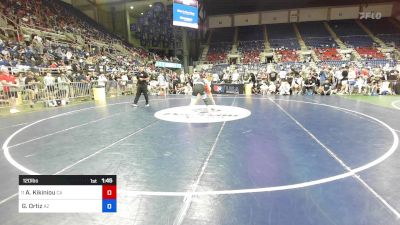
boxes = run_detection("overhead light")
[130,6,134,10]
[141,12,144,15]
[149,4,152,7]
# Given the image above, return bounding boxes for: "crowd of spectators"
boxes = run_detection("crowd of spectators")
[0,0,188,112]
[203,62,400,96]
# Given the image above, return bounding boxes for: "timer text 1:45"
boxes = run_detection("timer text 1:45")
[102,178,113,184]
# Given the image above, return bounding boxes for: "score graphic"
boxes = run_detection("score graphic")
[19,175,117,213]
[102,185,117,212]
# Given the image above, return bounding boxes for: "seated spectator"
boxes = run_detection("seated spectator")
[291,75,303,95]
[267,82,277,94]
[319,80,332,96]
[260,82,269,95]
[354,76,369,95]
[379,81,392,95]
[279,79,291,95]
[303,76,315,95]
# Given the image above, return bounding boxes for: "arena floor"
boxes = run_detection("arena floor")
[1,95,400,225]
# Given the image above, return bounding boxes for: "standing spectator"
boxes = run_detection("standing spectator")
[120,73,128,94]
[348,66,357,94]
[231,70,240,84]
[340,66,349,94]
[24,72,39,108]
[157,73,168,96]
[0,67,19,113]
[97,73,108,88]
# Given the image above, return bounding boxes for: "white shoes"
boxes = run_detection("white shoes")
[10,108,20,114]
[131,103,149,107]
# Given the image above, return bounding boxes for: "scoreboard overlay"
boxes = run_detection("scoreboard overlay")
[19,175,117,213]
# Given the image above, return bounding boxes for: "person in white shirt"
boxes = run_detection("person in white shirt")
[268,82,276,94]
[157,73,168,96]
[44,73,55,100]
[222,71,230,82]
[231,70,239,83]
[120,73,128,94]
[379,81,392,95]
[347,67,357,94]
[212,73,219,83]
[279,79,291,95]
[291,76,303,95]
[260,82,269,95]
[180,72,186,84]
[97,74,108,87]
[278,68,287,80]
[354,76,367,94]
[184,82,192,95]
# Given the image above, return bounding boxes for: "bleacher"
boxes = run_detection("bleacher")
[206,28,234,62]
[297,22,337,48]
[329,20,374,47]
[356,47,385,59]
[317,60,350,67]
[267,24,300,50]
[0,0,160,70]
[277,50,300,62]
[362,18,400,47]
[315,48,342,60]
[207,42,231,62]
[237,26,264,64]
[362,59,397,67]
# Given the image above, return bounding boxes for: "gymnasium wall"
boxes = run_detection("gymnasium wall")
[298,7,328,22]
[330,6,360,20]
[97,9,113,31]
[394,1,400,21]
[208,15,232,28]
[361,3,393,18]
[234,13,259,26]
[207,2,394,28]
[260,10,289,24]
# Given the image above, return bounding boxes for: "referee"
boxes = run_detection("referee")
[132,67,150,107]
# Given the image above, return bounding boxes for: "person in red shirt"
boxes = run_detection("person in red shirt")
[0,66,20,113]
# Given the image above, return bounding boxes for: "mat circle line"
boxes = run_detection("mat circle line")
[2,97,398,196]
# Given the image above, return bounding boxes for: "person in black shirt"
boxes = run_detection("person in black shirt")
[132,67,150,107]
[269,71,278,83]
[303,76,315,95]
[24,72,39,108]
[321,80,332,95]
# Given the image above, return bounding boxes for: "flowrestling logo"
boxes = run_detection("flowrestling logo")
[154,105,251,123]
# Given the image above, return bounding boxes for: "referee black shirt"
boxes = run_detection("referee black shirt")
[137,71,149,86]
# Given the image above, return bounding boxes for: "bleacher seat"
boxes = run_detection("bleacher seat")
[329,20,374,48]
[267,24,300,50]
